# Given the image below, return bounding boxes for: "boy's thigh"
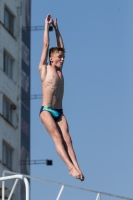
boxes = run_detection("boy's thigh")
[40,111,61,137]
[57,115,70,139]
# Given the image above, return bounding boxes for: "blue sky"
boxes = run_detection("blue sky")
[30,0,133,199]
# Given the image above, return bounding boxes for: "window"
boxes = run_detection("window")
[2,142,13,169]
[3,97,12,123]
[3,51,13,79]
[4,7,14,35]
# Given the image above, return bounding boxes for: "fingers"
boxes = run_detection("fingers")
[45,15,58,27]
[45,14,52,24]
[46,14,51,20]
[52,18,58,27]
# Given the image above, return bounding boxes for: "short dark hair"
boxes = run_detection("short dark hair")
[49,47,65,58]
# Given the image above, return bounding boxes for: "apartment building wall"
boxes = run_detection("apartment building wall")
[0,0,22,199]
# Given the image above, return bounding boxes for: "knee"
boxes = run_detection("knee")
[52,132,63,144]
[64,134,72,145]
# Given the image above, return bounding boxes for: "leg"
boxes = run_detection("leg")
[40,111,81,179]
[57,115,84,181]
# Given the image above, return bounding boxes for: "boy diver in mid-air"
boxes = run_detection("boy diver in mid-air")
[39,14,84,181]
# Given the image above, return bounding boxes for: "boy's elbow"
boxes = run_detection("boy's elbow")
[43,42,49,48]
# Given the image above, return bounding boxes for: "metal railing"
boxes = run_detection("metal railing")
[0,173,29,200]
[2,170,133,200]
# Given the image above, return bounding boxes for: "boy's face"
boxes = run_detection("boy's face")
[50,51,65,68]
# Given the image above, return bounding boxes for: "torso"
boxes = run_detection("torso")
[39,64,64,109]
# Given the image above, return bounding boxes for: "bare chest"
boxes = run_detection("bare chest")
[45,70,64,90]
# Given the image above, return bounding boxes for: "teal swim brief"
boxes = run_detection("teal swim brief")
[40,106,63,121]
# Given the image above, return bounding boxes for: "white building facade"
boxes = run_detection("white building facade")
[0,0,31,199]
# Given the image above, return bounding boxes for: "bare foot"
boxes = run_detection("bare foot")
[80,174,84,181]
[69,166,81,179]
[77,169,84,181]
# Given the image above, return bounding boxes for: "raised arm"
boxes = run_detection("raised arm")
[52,18,64,49]
[39,14,52,70]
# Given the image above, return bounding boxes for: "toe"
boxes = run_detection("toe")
[80,175,84,181]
